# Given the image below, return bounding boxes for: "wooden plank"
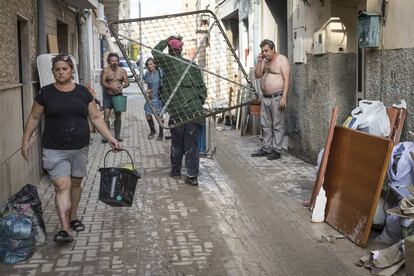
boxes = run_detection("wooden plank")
[47,34,59,53]
[386,107,407,144]
[308,106,338,210]
[324,126,393,247]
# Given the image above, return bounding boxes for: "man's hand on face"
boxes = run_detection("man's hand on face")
[257,53,264,63]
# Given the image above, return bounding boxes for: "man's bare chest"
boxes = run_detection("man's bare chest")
[105,70,123,81]
[263,60,281,75]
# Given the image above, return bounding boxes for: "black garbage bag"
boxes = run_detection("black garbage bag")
[0,214,34,264]
[0,246,33,265]
[0,235,34,251]
[99,149,141,207]
[0,184,47,245]
[0,213,32,239]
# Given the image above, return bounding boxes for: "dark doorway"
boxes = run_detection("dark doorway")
[264,0,288,56]
[57,20,68,54]
[222,11,240,54]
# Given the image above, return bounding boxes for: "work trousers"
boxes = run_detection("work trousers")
[170,122,200,177]
[260,96,285,153]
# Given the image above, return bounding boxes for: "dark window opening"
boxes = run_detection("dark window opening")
[57,20,68,54]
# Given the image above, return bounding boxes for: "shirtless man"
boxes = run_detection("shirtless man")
[100,53,129,142]
[251,39,290,160]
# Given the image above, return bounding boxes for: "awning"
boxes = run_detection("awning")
[66,0,98,9]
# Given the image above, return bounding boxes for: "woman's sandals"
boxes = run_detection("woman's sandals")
[53,230,74,243]
[70,219,86,232]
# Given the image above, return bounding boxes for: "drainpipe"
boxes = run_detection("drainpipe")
[37,0,47,54]
[251,0,260,65]
[76,9,91,86]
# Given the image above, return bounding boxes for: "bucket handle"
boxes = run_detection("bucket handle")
[103,149,135,170]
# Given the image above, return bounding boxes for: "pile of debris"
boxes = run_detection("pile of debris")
[305,100,414,275]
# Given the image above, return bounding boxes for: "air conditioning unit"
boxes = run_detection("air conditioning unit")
[313,30,326,55]
[313,17,347,55]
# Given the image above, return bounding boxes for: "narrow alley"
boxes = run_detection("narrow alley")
[0,88,370,275]
[2,0,414,275]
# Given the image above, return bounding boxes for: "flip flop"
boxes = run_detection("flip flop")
[53,230,74,243]
[70,219,85,232]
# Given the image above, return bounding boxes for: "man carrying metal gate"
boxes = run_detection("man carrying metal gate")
[152,36,207,186]
[108,10,258,186]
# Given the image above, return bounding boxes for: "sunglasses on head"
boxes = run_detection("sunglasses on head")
[52,54,72,63]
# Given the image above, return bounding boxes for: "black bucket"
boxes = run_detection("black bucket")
[98,149,141,207]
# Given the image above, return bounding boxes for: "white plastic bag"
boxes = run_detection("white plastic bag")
[350,100,390,137]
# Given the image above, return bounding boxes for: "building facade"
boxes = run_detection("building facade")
[0,0,121,203]
[287,0,414,162]
[0,0,41,203]
[198,0,414,163]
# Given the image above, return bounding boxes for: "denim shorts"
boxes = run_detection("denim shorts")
[42,147,89,180]
[102,92,113,109]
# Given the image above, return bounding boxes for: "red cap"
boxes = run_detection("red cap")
[168,39,184,50]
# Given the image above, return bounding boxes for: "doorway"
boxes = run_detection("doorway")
[17,15,31,129]
[264,0,288,56]
[57,20,68,54]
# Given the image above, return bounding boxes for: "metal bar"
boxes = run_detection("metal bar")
[108,10,258,129]
[114,32,255,92]
[110,9,256,94]
[209,11,257,95]
[169,99,254,129]
[110,9,214,25]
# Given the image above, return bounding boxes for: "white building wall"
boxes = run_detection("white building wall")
[367,0,414,49]
[292,0,331,55]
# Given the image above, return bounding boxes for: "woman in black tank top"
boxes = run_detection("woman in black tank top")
[21,54,120,243]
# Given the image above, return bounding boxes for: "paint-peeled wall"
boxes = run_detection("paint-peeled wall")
[367,0,414,50]
[364,0,414,141]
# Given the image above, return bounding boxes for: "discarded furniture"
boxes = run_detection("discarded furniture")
[324,127,393,247]
[386,107,407,144]
[308,105,407,247]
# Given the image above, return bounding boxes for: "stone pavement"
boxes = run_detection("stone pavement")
[0,90,372,275]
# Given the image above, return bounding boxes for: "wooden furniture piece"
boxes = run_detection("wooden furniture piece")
[386,107,407,144]
[308,107,337,210]
[324,127,393,247]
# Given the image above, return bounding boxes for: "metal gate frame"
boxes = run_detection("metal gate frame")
[109,10,257,128]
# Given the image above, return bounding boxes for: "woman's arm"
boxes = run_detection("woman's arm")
[88,101,120,150]
[21,101,44,161]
